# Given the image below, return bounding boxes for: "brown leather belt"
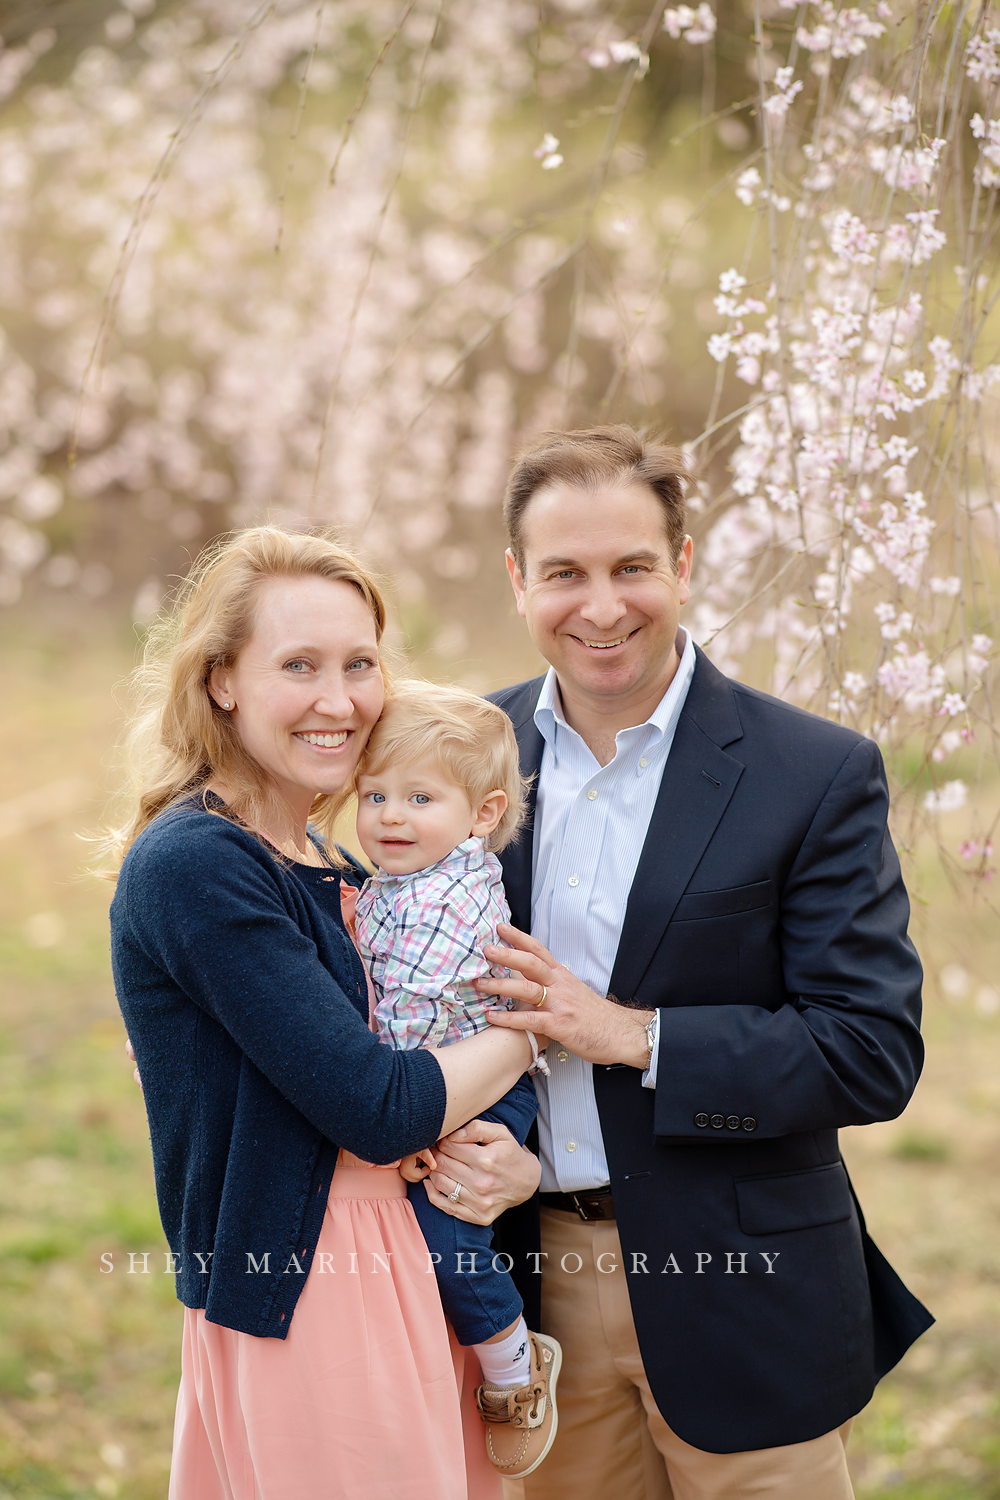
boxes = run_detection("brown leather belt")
[538,1186,616,1222]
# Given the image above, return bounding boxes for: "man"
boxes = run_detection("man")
[472,425,931,1499]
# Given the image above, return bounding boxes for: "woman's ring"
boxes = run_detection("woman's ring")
[447,1182,462,1204]
[538,985,548,1006]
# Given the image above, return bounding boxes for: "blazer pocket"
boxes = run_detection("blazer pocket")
[672,879,773,923]
[735,1162,853,1235]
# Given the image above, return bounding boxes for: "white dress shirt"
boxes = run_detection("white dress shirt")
[530,630,697,1191]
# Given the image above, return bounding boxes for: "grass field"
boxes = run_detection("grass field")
[1,610,998,1500]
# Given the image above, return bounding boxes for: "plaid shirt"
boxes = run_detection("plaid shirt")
[354,838,513,1050]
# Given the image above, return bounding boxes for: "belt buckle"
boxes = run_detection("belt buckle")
[572,1191,612,1223]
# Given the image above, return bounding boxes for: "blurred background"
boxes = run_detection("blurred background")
[0,1,998,1495]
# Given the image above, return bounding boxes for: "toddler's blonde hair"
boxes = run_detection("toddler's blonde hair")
[359,681,529,852]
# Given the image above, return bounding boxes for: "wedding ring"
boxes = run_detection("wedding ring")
[448,1182,462,1204]
[538,985,548,1006]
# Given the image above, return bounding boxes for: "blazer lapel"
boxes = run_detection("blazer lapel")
[495,678,546,934]
[608,650,746,1001]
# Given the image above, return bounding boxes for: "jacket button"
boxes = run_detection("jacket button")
[710,1114,725,1129]
[726,1115,740,1130]
[694,1112,709,1128]
[742,1117,757,1132]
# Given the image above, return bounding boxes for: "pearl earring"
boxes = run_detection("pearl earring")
[223,701,232,710]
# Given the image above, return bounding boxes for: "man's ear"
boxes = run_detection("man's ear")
[676,535,694,608]
[471,789,507,839]
[505,549,527,619]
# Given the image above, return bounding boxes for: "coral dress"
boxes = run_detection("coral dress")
[169,1153,500,1499]
[167,885,501,1499]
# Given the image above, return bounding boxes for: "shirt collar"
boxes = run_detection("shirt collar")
[534,628,696,750]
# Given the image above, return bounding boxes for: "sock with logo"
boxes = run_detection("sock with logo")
[474,1317,532,1390]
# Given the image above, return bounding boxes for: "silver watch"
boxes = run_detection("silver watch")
[643,1013,657,1067]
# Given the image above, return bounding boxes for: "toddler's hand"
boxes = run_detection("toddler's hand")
[398,1147,437,1183]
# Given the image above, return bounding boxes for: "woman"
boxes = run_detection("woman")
[109,526,539,1499]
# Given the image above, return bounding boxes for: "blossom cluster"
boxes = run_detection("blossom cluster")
[663,6,716,45]
[688,2,997,865]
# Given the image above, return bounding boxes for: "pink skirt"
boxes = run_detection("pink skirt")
[168,1154,501,1500]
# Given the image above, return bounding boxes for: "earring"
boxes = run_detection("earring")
[223,702,232,710]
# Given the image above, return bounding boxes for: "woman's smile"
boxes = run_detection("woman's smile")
[293,729,350,749]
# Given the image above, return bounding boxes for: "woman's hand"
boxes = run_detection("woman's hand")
[424,1119,540,1226]
[125,1037,143,1091]
[478,922,654,1069]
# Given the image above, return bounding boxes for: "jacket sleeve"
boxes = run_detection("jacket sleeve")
[652,737,924,1139]
[118,818,446,1164]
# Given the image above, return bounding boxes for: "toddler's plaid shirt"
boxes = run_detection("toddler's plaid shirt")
[354,837,513,1050]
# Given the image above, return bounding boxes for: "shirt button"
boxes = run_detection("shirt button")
[587,789,598,801]
[639,757,648,769]
[566,1140,577,1153]
[568,874,580,887]
[557,1050,569,1062]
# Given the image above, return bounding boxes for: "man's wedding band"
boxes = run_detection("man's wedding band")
[448,1183,462,1203]
[538,985,547,1006]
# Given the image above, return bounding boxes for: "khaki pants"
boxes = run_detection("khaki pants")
[504,1209,855,1500]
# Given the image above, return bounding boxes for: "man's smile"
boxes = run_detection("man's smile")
[572,628,641,651]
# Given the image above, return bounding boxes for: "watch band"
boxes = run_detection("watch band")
[643,1013,657,1069]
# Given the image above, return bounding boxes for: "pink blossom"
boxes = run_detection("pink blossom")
[798,4,886,59]
[965,28,1000,83]
[663,5,716,44]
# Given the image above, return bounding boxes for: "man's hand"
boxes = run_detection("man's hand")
[424,1118,541,1226]
[478,923,654,1068]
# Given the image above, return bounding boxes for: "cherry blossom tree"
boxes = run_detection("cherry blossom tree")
[0,0,995,896]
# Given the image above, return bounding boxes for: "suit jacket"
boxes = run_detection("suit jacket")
[488,647,933,1454]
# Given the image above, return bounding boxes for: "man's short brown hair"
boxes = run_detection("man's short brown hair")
[503,425,689,575]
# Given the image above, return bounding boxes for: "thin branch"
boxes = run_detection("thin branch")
[275,1,326,255]
[70,2,275,464]
[326,0,419,188]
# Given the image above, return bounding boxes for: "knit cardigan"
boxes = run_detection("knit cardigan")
[110,797,447,1338]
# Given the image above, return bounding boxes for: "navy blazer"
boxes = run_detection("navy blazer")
[489,647,933,1454]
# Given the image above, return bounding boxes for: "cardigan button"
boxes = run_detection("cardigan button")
[694,1113,709,1128]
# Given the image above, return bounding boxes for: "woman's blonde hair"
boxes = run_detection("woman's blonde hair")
[107,525,389,868]
[357,680,528,853]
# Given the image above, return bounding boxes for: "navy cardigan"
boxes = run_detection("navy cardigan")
[110,797,447,1338]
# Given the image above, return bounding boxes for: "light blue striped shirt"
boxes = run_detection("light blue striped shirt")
[530,630,697,1192]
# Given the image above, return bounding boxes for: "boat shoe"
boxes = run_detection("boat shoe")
[476,1331,562,1478]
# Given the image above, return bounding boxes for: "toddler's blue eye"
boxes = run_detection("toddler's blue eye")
[410,793,430,805]
[368,792,385,804]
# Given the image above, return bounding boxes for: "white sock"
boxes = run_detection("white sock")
[475,1317,532,1389]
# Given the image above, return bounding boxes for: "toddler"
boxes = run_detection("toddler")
[353,681,561,1479]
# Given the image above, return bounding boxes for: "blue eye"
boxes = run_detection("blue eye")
[347,656,375,672]
[286,659,309,672]
[368,791,385,804]
[410,793,430,805]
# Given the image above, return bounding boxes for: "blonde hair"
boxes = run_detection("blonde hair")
[106,525,389,869]
[358,681,528,852]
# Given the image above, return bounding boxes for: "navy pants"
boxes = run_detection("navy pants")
[407,1075,537,1346]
